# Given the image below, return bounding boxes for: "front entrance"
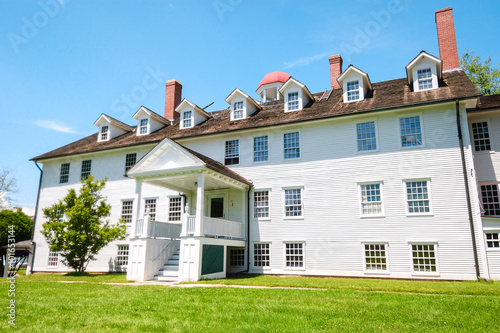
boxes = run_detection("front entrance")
[206,190,228,219]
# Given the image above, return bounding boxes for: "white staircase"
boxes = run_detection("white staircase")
[152,248,180,282]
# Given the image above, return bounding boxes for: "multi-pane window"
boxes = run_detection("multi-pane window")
[81,160,92,180]
[400,116,423,147]
[356,121,377,152]
[144,199,157,221]
[254,190,270,218]
[125,153,137,173]
[121,200,133,224]
[406,181,430,214]
[224,139,239,165]
[480,184,500,216]
[47,251,59,267]
[183,111,192,128]
[364,244,387,271]
[284,188,302,217]
[253,136,269,162]
[471,121,491,152]
[253,243,270,267]
[485,232,500,248]
[360,183,382,215]
[139,119,148,135]
[288,92,299,111]
[168,196,183,222]
[233,101,244,119]
[284,132,300,159]
[116,245,129,266]
[100,125,109,141]
[417,68,433,90]
[411,244,437,273]
[347,80,360,101]
[230,249,245,266]
[59,163,70,184]
[285,243,304,268]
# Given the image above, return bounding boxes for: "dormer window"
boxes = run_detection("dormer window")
[183,111,192,128]
[100,125,109,141]
[139,119,148,135]
[288,92,299,111]
[234,102,244,120]
[347,81,360,101]
[417,68,433,90]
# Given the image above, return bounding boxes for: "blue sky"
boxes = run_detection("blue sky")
[1,0,499,212]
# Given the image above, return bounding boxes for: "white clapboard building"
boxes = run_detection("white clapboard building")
[29,8,500,281]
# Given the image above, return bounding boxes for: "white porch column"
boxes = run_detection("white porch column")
[180,203,189,237]
[143,212,151,238]
[195,173,204,237]
[132,180,143,238]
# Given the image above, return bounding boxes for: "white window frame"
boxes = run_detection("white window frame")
[347,80,360,102]
[252,242,271,269]
[224,138,240,166]
[139,118,149,135]
[233,101,244,120]
[120,199,134,225]
[403,179,433,216]
[80,160,92,180]
[182,110,193,129]
[282,186,304,219]
[358,181,384,217]
[283,241,305,270]
[229,248,245,267]
[399,114,425,149]
[355,120,379,153]
[287,91,299,111]
[144,197,158,221]
[283,130,301,161]
[479,182,500,217]
[470,119,493,153]
[252,188,271,221]
[417,68,433,91]
[99,125,109,141]
[253,135,269,163]
[484,230,500,251]
[362,242,389,274]
[47,250,59,267]
[125,153,137,173]
[116,245,129,267]
[167,195,184,223]
[59,163,70,184]
[408,242,439,276]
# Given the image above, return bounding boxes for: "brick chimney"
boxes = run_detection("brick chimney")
[164,79,182,120]
[329,54,343,90]
[435,7,460,71]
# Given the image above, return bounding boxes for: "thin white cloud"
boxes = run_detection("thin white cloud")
[283,51,331,69]
[35,120,78,134]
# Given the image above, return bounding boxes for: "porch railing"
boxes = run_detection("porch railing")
[204,217,244,239]
[135,219,182,239]
[187,215,196,235]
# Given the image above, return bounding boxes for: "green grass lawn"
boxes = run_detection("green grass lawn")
[1,274,499,332]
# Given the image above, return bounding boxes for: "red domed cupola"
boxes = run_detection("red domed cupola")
[256,71,291,103]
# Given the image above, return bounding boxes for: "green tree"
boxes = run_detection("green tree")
[41,176,127,272]
[460,49,500,95]
[0,209,33,246]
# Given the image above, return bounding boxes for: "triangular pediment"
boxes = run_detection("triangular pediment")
[127,138,204,176]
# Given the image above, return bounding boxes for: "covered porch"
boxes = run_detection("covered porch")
[126,138,251,282]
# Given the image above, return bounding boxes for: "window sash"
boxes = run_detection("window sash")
[411,244,437,272]
[356,122,377,151]
[183,111,192,128]
[125,153,137,173]
[253,243,270,267]
[364,244,387,271]
[288,92,299,111]
[59,163,70,184]
[360,183,382,215]
[285,243,304,268]
[233,102,244,119]
[406,181,430,214]
[400,116,423,147]
[47,251,59,267]
[471,121,491,152]
[144,199,157,221]
[139,119,148,134]
[284,132,300,159]
[168,197,183,222]
[81,160,92,180]
[486,232,500,248]
[347,80,360,101]
[116,245,129,266]
[121,200,133,224]
[254,190,270,218]
[417,68,433,90]
[284,188,302,217]
[224,140,240,165]
[230,249,245,266]
[100,125,109,140]
[480,184,500,216]
[253,136,269,162]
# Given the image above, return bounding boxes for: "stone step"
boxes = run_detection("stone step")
[153,276,178,282]
[158,270,179,277]
[162,265,179,271]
